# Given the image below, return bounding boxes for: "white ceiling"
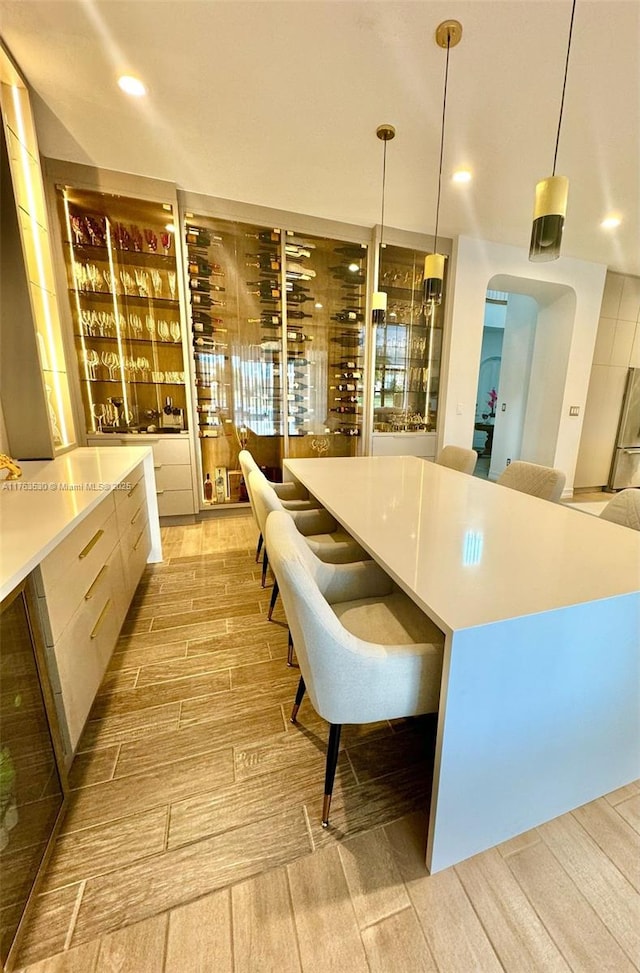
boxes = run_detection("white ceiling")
[1,0,638,276]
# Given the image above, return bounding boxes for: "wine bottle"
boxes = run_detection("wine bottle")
[332,309,364,322]
[246,253,280,271]
[333,245,367,258]
[204,473,213,501]
[190,278,226,292]
[186,226,221,247]
[287,310,313,319]
[287,293,314,306]
[246,229,281,243]
[189,258,223,276]
[284,244,312,259]
[332,359,360,369]
[336,427,360,436]
[335,394,359,403]
[336,371,362,379]
[335,383,359,392]
[284,235,315,249]
[286,262,316,279]
[191,293,226,307]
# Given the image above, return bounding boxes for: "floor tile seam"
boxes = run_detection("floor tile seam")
[281,862,306,972]
[568,804,640,889]
[115,737,243,781]
[59,759,236,834]
[36,836,171,897]
[538,816,640,962]
[79,707,182,743]
[502,825,617,966]
[91,677,234,713]
[63,879,87,951]
[611,797,640,835]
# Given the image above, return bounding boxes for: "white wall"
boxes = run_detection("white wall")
[440,236,607,494]
[574,272,640,488]
[489,294,537,477]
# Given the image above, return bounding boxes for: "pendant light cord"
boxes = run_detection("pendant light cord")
[552,0,577,176]
[433,32,451,255]
[380,138,388,248]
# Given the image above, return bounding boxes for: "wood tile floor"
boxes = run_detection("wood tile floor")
[14,512,640,972]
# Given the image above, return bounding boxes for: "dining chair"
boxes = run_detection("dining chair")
[435,445,478,475]
[599,489,640,530]
[238,449,318,562]
[249,469,369,636]
[265,509,444,829]
[496,460,566,501]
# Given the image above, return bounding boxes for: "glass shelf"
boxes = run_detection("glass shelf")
[56,186,188,435]
[374,244,446,433]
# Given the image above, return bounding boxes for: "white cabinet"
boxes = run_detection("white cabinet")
[86,434,196,518]
[35,461,152,758]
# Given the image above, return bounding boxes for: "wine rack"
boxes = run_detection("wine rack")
[183,213,369,506]
[374,244,445,432]
[56,187,188,436]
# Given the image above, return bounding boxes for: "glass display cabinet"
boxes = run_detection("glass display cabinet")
[374,243,445,433]
[55,187,188,437]
[182,212,368,507]
[0,44,76,457]
[0,580,67,970]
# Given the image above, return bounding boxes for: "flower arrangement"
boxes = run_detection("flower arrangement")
[487,388,497,416]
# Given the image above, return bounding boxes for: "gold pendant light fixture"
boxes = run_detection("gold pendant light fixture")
[529,0,577,262]
[424,19,462,308]
[372,123,396,325]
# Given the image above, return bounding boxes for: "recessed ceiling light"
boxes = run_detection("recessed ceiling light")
[118,75,147,97]
[600,215,622,230]
[452,168,472,183]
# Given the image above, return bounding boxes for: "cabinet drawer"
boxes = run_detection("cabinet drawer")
[113,462,145,512]
[122,516,151,597]
[157,489,196,517]
[154,464,192,492]
[52,567,120,751]
[38,493,116,596]
[116,489,148,540]
[42,508,119,645]
[152,437,191,466]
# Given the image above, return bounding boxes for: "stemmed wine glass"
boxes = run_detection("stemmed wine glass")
[158,320,170,342]
[83,349,100,379]
[167,271,177,299]
[170,321,181,342]
[101,351,120,380]
[161,232,172,255]
[91,403,106,431]
[144,228,158,252]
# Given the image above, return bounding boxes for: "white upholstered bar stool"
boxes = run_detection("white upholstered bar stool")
[266,509,444,829]
[249,469,369,637]
[435,445,478,475]
[496,460,566,502]
[600,489,640,530]
[239,449,319,563]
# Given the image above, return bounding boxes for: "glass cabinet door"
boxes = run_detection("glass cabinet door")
[283,233,368,459]
[374,244,445,432]
[56,188,187,436]
[183,215,286,506]
[183,214,369,506]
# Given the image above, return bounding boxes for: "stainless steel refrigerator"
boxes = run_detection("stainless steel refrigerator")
[609,367,640,490]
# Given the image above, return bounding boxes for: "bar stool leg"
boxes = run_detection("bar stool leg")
[267,580,279,620]
[255,533,263,563]
[322,723,342,828]
[290,676,306,723]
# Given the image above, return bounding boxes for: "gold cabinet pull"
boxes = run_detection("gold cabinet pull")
[127,480,141,499]
[85,564,108,601]
[79,528,104,560]
[90,599,111,640]
[130,504,143,526]
[133,528,145,552]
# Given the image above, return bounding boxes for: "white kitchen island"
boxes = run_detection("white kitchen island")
[284,456,640,873]
[0,447,162,758]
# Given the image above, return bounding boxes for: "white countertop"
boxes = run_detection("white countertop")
[285,456,640,632]
[0,447,153,601]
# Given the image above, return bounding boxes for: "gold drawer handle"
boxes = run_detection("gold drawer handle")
[90,599,111,640]
[127,480,141,499]
[79,528,104,560]
[133,528,145,552]
[130,504,144,526]
[85,564,108,601]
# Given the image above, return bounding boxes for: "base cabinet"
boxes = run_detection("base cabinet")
[35,462,151,759]
[86,434,196,518]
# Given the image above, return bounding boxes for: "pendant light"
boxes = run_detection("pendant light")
[424,20,462,308]
[372,123,395,325]
[529,0,576,262]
